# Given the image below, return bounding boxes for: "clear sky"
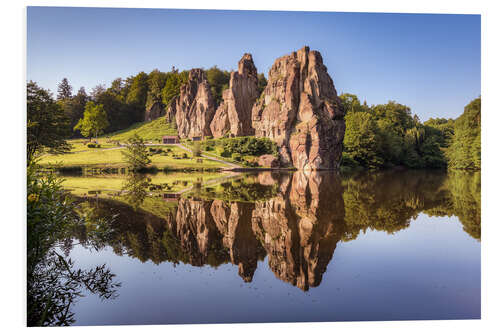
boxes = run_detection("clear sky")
[27,7,480,120]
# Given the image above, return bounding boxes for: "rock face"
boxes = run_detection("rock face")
[144,102,165,121]
[258,154,279,168]
[210,54,259,138]
[251,171,345,290]
[164,99,177,123]
[174,69,216,138]
[252,46,345,170]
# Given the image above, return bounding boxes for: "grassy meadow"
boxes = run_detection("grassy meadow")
[39,144,229,170]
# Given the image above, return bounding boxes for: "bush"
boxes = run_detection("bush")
[221,149,232,158]
[182,153,188,159]
[231,153,242,161]
[220,137,277,157]
[87,143,101,148]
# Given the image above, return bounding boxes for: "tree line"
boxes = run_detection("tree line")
[27,76,479,171]
[54,67,268,139]
[339,94,480,171]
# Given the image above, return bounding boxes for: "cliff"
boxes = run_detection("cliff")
[210,54,259,138]
[252,46,345,170]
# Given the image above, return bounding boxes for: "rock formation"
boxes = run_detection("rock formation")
[251,46,345,170]
[171,198,227,266]
[164,99,177,123]
[144,102,165,121]
[210,54,259,138]
[173,69,216,139]
[251,171,345,290]
[257,154,279,168]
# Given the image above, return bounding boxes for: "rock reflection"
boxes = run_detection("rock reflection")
[71,170,480,291]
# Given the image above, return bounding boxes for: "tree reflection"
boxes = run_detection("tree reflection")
[65,169,480,292]
[122,173,151,210]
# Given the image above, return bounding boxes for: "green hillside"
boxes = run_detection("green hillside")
[104,117,177,142]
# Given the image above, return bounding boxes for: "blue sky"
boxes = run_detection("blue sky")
[27,7,480,120]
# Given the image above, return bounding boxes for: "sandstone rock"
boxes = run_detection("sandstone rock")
[210,53,259,138]
[174,69,216,139]
[252,46,345,170]
[251,171,345,290]
[257,154,280,168]
[165,98,177,123]
[144,101,165,121]
[171,198,226,266]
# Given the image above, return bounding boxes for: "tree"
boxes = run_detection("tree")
[27,81,71,163]
[257,73,267,96]
[27,163,120,326]
[90,84,106,100]
[206,66,230,106]
[57,78,72,100]
[73,101,109,141]
[59,86,89,136]
[161,70,188,106]
[446,97,481,170]
[121,134,151,171]
[342,111,384,169]
[146,69,168,109]
[126,72,149,107]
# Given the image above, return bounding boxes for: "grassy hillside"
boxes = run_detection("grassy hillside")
[104,117,177,142]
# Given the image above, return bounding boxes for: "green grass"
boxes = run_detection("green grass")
[39,144,228,170]
[104,117,177,142]
[66,140,117,152]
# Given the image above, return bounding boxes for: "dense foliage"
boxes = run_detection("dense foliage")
[201,136,278,158]
[206,66,230,107]
[446,97,481,170]
[27,163,120,326]
[339,94,480,171]
[73,101,110,140]
[27,81,71,163]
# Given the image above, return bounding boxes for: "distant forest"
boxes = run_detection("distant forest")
[29,67,480,171]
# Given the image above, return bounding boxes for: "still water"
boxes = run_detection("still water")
[57,170,481,324]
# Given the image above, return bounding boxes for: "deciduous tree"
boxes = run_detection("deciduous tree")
[73,101,109,141]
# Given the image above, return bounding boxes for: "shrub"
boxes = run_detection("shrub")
[219,137,278,157]
[87,143,101,148]
[221,149,232,158]
[231,153,242,161]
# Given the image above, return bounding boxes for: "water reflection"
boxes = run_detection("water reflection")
[70,170,480,291]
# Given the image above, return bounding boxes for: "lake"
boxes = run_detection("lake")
[49,169,481,325]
